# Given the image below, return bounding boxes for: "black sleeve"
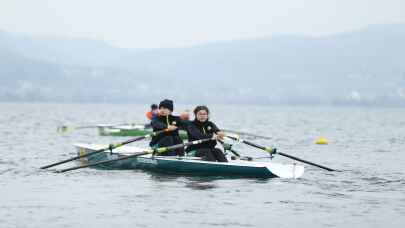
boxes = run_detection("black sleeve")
[151,117,167,130]
[187,123,213,140]
[176,117,189,131]
[209,122,220,133]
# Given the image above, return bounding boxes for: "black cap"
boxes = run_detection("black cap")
[159,99,174,112]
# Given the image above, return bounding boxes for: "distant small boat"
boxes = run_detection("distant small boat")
[74,143,305,179]
[97,124,188,139]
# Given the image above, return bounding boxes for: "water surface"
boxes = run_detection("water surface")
[1,103,404,227]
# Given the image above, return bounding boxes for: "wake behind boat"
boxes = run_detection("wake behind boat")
[73,143,305,179]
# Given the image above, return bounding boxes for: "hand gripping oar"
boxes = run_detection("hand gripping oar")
[56,138,215,173]
[218,140,241,157]
[226,135,336,172]
[41,129,169,169]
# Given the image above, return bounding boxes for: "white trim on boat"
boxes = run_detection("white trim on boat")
[74,143,305,178]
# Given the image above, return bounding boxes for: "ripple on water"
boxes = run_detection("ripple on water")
[185,182,218,190]
[201,221,254,227]
[2,104,405,228]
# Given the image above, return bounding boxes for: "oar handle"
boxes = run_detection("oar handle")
[153,138,215,154]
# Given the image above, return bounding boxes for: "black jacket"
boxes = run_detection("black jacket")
[186,119,219,151]
[149,114,187,146]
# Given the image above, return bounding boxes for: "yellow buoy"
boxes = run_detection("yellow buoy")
[315,136,328,145]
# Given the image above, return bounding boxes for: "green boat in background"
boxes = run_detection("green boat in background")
[97,124,188,139]
[73,143,305,178]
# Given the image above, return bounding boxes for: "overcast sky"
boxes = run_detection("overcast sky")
[1,0,404,48]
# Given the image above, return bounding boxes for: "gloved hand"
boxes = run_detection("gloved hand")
[222,142,233,151]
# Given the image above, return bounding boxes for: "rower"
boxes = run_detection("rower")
[149,99,188,156]
[186,106,228,162]
[146,104,158,120]
[180,109,190,121]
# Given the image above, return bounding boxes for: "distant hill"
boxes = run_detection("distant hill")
[1,24,405,105]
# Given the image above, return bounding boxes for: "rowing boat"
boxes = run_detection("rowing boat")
[74,143,304,178]
[97,124,150,136]
[97,124,188,139]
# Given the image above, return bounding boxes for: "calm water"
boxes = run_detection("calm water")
[1,102,404,228]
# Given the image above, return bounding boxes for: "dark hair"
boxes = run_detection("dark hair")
[151,104,158,110]
[193,105,210,115]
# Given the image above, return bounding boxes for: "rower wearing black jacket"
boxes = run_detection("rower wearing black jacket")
[150,99,188,156]
[186,105,228,162]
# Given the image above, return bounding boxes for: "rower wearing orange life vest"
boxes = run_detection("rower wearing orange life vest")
[179,109,190,121]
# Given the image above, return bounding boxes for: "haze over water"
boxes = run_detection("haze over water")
[0,102,404,228]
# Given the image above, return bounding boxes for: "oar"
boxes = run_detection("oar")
[57,138,215,173]
[41,129,169,169]
[222,129,272,140]
[226,135,336,171]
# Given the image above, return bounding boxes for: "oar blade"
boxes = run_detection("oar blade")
[265,162,305,178]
